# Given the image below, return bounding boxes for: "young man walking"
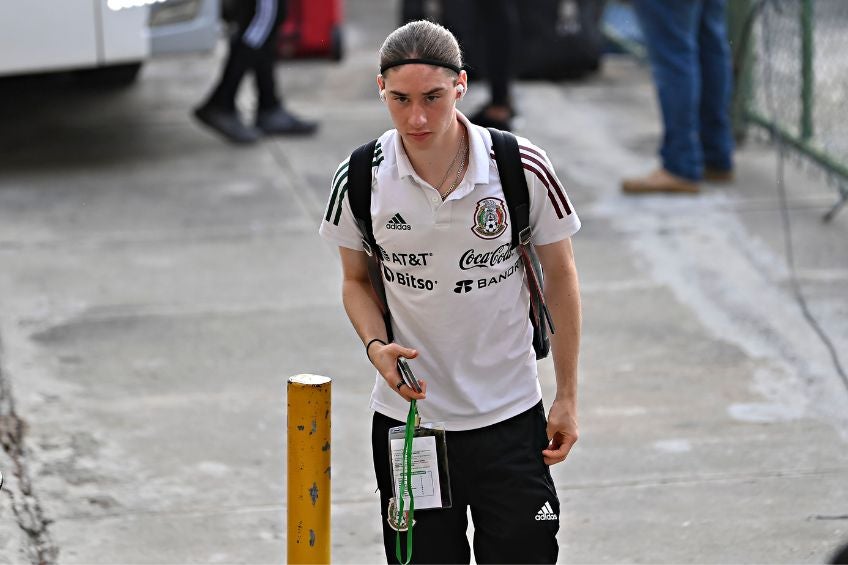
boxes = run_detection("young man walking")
[319,20,582,564]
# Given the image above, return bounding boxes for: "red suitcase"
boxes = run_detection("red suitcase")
[277,0,343,60]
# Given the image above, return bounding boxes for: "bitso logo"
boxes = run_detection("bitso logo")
[453,280,473,294]
[535,501,557,521]
[386,213,411,230]
[471,198,508,240]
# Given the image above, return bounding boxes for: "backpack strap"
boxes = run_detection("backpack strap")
[346,139,394,341]
[488,128,555,358]
[488,128,531,248]
[348,139,379,255]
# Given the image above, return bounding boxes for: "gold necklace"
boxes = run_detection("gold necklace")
[438,131,467,200]
[440,139,467,201]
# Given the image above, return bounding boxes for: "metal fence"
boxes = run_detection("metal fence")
[732,0,848,218]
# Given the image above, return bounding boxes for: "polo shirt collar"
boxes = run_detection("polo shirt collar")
[458,110,490,186]
[393,131,416,180]
[392,111,491,186]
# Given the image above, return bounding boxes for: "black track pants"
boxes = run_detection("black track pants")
[207,0,287,111]
[474,0,519,107]
[372,401,560,564]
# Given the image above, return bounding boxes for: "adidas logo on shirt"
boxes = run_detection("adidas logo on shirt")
[535,501,557,521]
[386,213,411,230]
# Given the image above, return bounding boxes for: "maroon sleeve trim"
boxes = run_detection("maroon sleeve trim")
[522,162,564,219]
[519,147,572,216]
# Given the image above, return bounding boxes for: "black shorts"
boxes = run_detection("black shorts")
[371,401,560,564]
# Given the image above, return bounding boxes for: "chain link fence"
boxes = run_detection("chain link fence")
[733,0,848,217]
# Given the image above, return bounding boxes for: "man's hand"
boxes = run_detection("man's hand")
[369,342,427,402]
[542,399,578,465]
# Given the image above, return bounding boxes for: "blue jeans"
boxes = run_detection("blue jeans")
[633,0,734,181]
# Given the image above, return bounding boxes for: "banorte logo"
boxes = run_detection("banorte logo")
[453,280,473,293]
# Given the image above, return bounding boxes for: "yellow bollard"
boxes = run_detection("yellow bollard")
[287,374,331,564]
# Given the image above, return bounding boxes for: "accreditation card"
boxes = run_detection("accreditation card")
[388,422,452,510]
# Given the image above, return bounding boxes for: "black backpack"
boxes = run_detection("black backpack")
[346,128,555,359]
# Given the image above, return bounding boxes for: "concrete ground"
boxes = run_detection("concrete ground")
[1,1,847,563]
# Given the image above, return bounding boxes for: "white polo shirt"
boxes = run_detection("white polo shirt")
[319,112,580,431]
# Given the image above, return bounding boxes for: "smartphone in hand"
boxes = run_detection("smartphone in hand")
[396,358,422,393]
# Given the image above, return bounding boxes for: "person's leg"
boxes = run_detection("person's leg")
[251,0,317,134]
[193,0,261,143]
[204,0,262,110]
[372,412,471,564]
[469,0,518,130]
[483,0,517,109]
[468,403,559,564]
[698,0,734,175]
[254,42,280,111]
[632,0,703,181]
[252,0,285,111]
[205,39,253,112]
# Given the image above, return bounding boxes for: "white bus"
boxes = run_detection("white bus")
[0,0,220,84]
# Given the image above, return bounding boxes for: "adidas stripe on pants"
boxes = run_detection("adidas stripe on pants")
[372,401,560,564]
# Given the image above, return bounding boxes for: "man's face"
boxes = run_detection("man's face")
[378,65,465,150]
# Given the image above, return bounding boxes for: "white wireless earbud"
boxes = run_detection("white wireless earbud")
[379,90,387,102]
[456,84,466,97]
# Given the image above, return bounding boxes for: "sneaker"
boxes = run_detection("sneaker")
[621,168,699,194]
[193,105,260,144]
[255,107,318,135]
[703,167,734,182]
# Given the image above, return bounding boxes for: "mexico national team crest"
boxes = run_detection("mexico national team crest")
[471,197,508,240]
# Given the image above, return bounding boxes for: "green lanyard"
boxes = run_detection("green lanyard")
[395,400,418,565]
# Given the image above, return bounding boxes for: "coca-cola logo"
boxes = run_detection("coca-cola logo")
[459,244,514,270]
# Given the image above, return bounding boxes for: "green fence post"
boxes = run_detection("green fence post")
[727,0,754,143]
[800,0,814,141]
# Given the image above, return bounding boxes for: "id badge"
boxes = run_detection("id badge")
[388,422,452,511]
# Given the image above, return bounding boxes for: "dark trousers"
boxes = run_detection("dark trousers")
[372,402,559,564]
[207,0,288,111]
[474,0,519,108]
